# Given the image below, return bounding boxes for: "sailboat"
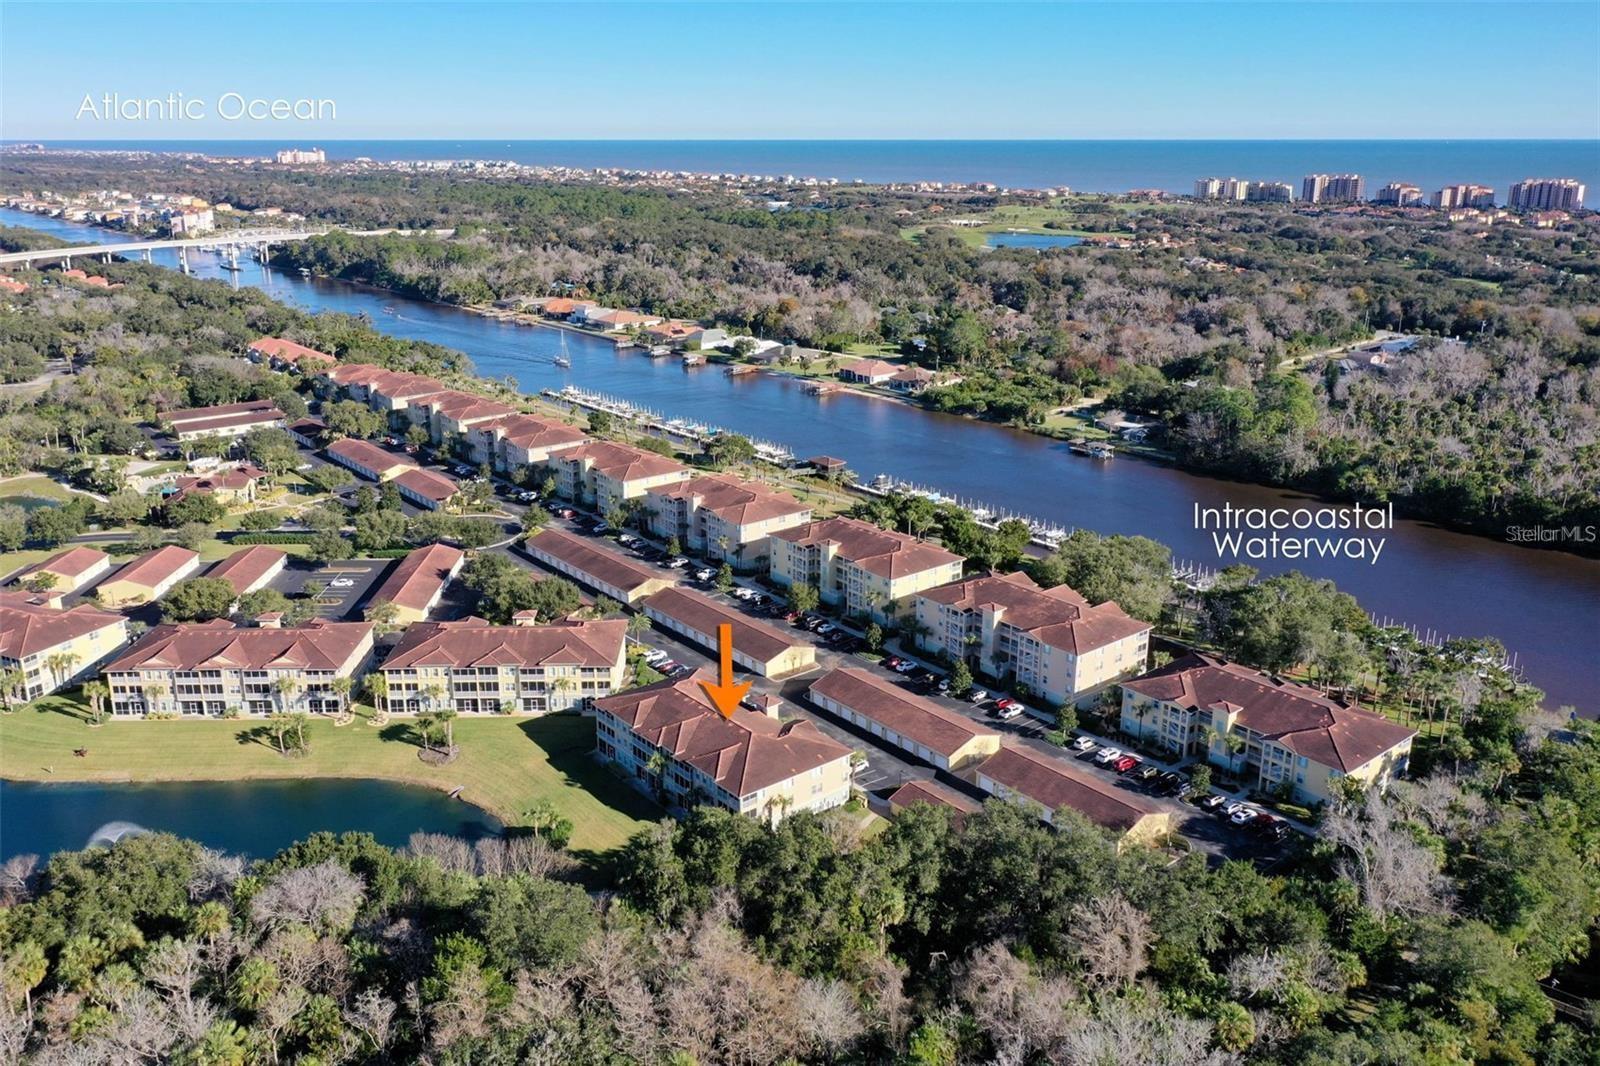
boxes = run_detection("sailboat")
[553,332,572,368]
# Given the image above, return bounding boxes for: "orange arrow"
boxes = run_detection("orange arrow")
[698,623,751,718]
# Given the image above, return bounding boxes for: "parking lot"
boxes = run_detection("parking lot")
[268,558,392,620]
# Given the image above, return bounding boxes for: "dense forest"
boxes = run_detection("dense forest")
[1,697,1596,1064]
[4,153,1596,542]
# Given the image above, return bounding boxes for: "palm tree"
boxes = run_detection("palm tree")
[644,751,671,803]
[330,676,354,721]
[272,676,300,714]
[365,674,389,724]
[436,707,459,752]
[266,711,292,755]
[551,674,578,712]
[43,652,80,692]
[82,680,109,725]
[1224,732,1248,779]
[139,680,168,717]
[0,668,27,713]
[289,712,312,753]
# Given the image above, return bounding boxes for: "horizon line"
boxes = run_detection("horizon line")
[6,136,1599,145]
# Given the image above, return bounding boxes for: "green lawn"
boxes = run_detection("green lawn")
[0,695,661,858]
[0,474,82,509]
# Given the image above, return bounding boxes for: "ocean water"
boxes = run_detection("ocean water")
[6,139,1597,195]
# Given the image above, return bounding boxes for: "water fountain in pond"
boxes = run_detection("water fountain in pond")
[85,821,150,849]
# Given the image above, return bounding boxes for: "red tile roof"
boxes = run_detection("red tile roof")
[105,619,372,673]
[101,545,198,591]
[887,779,982,818]
[840,358,900,379]
[774,517,964,579]
[160,398,282,427]
[1122,653,1416,772]
[384,617,626,669]
[595,670,851,797]
[480,413,588,452]
[326,438,416,475]
[392,466,459,503]
[365,543,463,614]
[521,528,668,596]
[919,571,1150,654]
[561,440,687,483]
[809,668,998,759]
[651,475,808,526]
[30,546,111,579]
[205,546,287,595]
[642,586,805,665]
[979,742,1163,833]
[0,597,125,659]
[249,336,335,366]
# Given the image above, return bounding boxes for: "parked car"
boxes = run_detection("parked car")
[968,688,989,703]
[1133,765,1161,783]
[1112,754,1140,773]
[328,578,355,589]
[892,660,917,674]
[1093,747,1124,765]
[1155,770,1185,793]
[937,677,951,692]
[1071,736,1097,752]
[996,703,1025,720]
[1230,806,1261,826]
[1198,793,1227,810]
[657,660,680,674]
[667,557,690,569]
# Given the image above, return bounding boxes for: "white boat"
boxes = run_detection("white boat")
[553,333,572,368]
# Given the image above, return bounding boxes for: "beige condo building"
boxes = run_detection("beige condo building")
[769,516,964,623]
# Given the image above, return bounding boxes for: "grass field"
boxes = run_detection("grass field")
[0,695,661,858]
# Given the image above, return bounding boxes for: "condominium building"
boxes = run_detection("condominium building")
[1375,182,1424,206]
[808,667,1001,771]
[248,337,336,372]
[1193,177,1225,200]
[769,516,964,623]
[467,412,588,469]
[1119,653,1415,805]
[158,399,285,441]
[593,670,854,823]
[1508,178,1586,212]
[1433,184,1496,209]
[364,543,464,625]
[641,587,816,677]
[1245,181,1294,203]
[645,474,811,570]
[380,617,627,715]
[93,545,201,608]
[1301,174,1364,203]
[392,467,460,510]
[551,440,690,513]
[104,619,375,717]
[1,592,129,700]
[913,571,1150,706]
[412,390,519,443]
[275,148,326,165]
[21,546,112,595]
[974,742,1174,847]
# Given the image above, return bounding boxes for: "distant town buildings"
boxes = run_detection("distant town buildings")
[165,207,214,236]
[1508,177,1586,212]
[275,147,326,165]
[1433,183,1496,209]
[1301,174,1365,203]
[1375,182,1424,206]
[1192,177,1291,202]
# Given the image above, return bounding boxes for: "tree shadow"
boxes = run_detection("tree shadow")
[515,714,664,870]
[236,725,279,750]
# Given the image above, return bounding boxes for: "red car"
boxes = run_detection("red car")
[992,697,1016,710]
[1111,754,1140,773]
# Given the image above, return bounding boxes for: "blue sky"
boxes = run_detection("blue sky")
[4,1,1597,139]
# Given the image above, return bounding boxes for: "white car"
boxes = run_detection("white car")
[1094,747,1124,765]
[643,649,668,664]
[968,688,989,703]
[668,558,690,569]
[1230,806,1260,826]
[327,578,355,589]
[1071,736,1097,752]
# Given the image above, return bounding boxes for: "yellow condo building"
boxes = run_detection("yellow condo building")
[769,516,964,624]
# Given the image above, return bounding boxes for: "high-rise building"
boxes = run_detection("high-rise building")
[1508,178,1586,212]
[1302,174,1365,203]
[1376,182,1424,206]
[274,147,325,165]
[1246,181,1294,203]
[1220,178,1250,201]
[1193,177,1224,199]
[1433,184,1496,209]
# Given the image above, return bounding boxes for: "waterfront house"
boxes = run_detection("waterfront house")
[21,546,113,595]
[1,592,129,700]
[325,438,417,482]
[103,619,375,717]
[551,440,690,513]
[593,670,853,824]
[248,336,336,372]
[808,667,1001,771]
[644,474,811,571]
[641,586,816,678]
[364,543,464,625]
[467,412,588,469]
[519,528,677,605]
[887,366,939,393]
[683,327,729,350]
[644,320,699,346]
[380,617,627,715]
[392,467,460,511]
[974,742,1173,847]
[838,358,900,385]
[93,545,201,608]
[913,571,1151,707]
[586,308,664,332]
[159,399,285,442]
[205,546,287,598]
[1119,653,1415,806]
[769,516,964,624]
